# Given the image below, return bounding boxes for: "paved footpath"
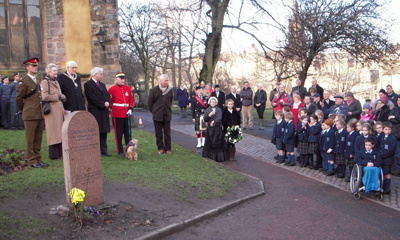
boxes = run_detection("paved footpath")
[171,124,400,210]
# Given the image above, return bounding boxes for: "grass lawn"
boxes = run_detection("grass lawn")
[0,128,245,238]
[0,129,245,200]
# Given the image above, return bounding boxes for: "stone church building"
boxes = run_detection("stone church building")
[0,0,120,85]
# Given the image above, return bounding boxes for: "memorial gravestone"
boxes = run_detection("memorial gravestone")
[62,111,104,206]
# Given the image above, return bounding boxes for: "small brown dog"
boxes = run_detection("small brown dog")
[125,139,139,161]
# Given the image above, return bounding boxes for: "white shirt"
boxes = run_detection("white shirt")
[27,73,36,84]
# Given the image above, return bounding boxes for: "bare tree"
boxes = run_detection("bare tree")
[119,3,168,108]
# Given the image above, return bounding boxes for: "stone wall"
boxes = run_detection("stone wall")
[44,0,66,67]
[90,0,121,86]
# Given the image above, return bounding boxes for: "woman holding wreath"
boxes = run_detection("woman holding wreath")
[202,97,228,162]
[223,99,241,161]
[41,63,66,160]
[191,86,208,148]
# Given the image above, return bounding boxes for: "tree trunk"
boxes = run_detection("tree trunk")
[199,0,230,85]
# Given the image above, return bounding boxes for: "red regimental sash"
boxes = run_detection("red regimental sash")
[195,96,206,108]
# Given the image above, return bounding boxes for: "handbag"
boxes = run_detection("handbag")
[42,80,51,115]
[199,114,207,131]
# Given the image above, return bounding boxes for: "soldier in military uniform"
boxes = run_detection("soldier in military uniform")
[191,86,208,148]
[15,58,49,168]
[108,72,134,156]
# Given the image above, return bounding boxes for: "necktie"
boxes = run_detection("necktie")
[97,81,101,89]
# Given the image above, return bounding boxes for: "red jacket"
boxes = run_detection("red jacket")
[108,84,134,118]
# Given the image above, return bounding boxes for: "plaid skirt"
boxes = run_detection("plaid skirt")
[308,142,318,154]
[335,153,345,165]
[297,141,309,155]
[345,158,354,167]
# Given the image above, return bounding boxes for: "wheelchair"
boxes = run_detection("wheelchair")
[350,164,384,200]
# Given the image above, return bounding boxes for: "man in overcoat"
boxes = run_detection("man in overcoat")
[148,74,173,155]
[57,61,86,111]
[345,92,362,122]
[84,67,111,157]
[15,58,48,168]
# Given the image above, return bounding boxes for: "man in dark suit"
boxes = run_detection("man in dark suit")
[84,67,111,157]
[291,79,307,100]
[57,61,86,112]
[15,58,49,168]
[309,78,324,97]
[210,84,225,110]
[148,74,173,154]
[226,86,242,112]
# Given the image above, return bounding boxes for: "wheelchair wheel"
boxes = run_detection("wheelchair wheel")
[379,167,384,192]
[350,164,363,194]
[353,193,361,200]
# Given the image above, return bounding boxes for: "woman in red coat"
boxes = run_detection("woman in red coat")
[290,93,304,130]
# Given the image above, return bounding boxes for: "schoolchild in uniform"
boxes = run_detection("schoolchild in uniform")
[356,120,366,135]
[318,122,328,173]
[323,119,336,176]
[380,122,397,194]
[297,116,310,167]
[283,112,296,166]
[374,121,383,140]
[344,121,359,182]
[355,123,379,152]
[271,110,287,164]
[308,114,321,169]
[315,110,324,124]
[354,137,382,193]
[334,119,348,178]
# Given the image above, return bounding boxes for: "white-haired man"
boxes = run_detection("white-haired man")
[148,74,173,155]
[57,61,86,111]
[226,86,242,112]
[84,67,111,157]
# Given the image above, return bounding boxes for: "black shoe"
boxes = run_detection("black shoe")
[318,168,325,172]
[274,155,279,160]
[383,190,391,195]
[11,127,16,130]
[18,127,24,130]
[337,174,345,178]
[284,161,291,166]
[277,159,285,164]
[40,162,49,167]
[32,163,42,168]
[101,153,112,157]
[344,177,350,182]
[288,162,296,167]
[119,152,125,156]
[326,171,335,176]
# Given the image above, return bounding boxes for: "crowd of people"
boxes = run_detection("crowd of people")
[177,78,400,195]
[6,57,135,168]
[3,58,400,195]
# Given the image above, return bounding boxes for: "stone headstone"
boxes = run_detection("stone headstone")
[62,111,104,207]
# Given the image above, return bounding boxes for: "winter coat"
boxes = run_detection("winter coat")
[347,99,362,122]
[254,89,267,108]
[375,104,390,123]
[177,88,189,107]
[240,87,253,106]
[148,85,173,122]
[41,76,65,146]
[389,106,400,139]
[84,79,111,133]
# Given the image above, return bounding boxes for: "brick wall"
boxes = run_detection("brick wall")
[44,0,66,66]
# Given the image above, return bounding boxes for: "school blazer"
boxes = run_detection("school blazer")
[344,131,359,159]
[334,129,348,154]
[296,123,309,142]
[379,134,397,165]
[323,128,335,152]
[354,149,382,167]
[271,120,286,144]
[308,123,321,143]
[355,135,379,152]
[319,130,326,152]
[283,121,295,145]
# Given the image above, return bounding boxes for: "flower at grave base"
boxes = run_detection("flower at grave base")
[68,188,85,205]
